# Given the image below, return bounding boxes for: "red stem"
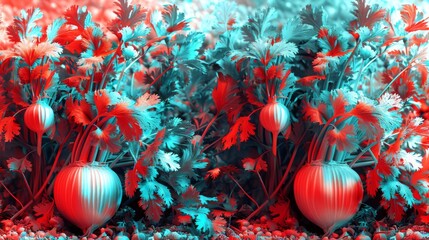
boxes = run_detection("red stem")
[246,131,306,220]
[1,182,23,209]
[199,113,219,145]
[101,42,123,89]
[228,174,259,208]
[144,65,174,94]
[11,129,72,220]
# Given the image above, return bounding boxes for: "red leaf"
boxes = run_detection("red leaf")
[0,117,21,142]
[331,91,347,116]
[222,116,255,150]
[136,93,160,109]
[139,198,164,223]
[253,65,283,82]
[65,98,93,125]
[253,67,265,81]
[109,0,146,33]
[376,157,392,176]
[212,217,227,234]
[269,200,291,226]
[302,101,327,124]
[410,35,428,47]
[386,130,403,155]
[177,215,192,224]
[245,87,264,107]
[205,168,221,180]
[318,28,348,57]
[326,124,358,152]
[279,69,291,93]
[401,4,429,32]
[64,5,89,30]
[211,209,236,218]
[33,200,55,228]
[64,39,85,54]
[135,162,149,178]
[110,102,142,141]
[180,186,201,206]
[10,84,29,108]
[351,0,386,29]
[381,197,406,222]
[18,67,31,84]
[401,4,418,27]
[93,90,112,115]
[366,169,381,197]
[125,169,139,197]
[139,129,165,161]
[90,124,121,153]
[417,64,428,86]
[167,22,188,33]
[242,157,268,172]
[7,157,32,173]
[348,102,378,124]
[212,73,241,114]
[62,75,89,91]
[81,28,115,58]
[297,75,326,87]
[312,53,331,73]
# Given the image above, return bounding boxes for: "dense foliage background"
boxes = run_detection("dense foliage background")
[1,0,429,239]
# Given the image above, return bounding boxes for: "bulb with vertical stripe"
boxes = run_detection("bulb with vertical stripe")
[259,99,290,156]
[54,162,123,235]
[293,161,363,234]
[24,100,55,156]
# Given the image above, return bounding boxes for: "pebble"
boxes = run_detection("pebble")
[355,234,371,240]
[153,232,162,240]
[411,232,424,239]
[373,233,387,240]
[17,227,25,234]
[35,231,45,238]
[396,232,404,239]
[272,230,283,236]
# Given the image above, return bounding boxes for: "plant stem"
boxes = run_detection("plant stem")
[228,174,259,208]
[257,171,269,200]
[1,182,23,209]
[247,131,306,220]
[11,129,72,220]
[348,141,378,167]
[101,42,123,89]
[377,66,410,98]
[326,144,336,162]
[109,152,126,168]
[143,65,174,94]
[199,113,219,144]
[202,137,222,152]
[20,171,33,199]
[337,40,360,89]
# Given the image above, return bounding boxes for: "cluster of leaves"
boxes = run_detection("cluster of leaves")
[2,0,429,236]
[0,0,216,234]
[201,0,429,233]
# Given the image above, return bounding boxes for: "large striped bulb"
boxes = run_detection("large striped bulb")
[259,100,290,156]
[54,162,123,235]
[293,161,363,233]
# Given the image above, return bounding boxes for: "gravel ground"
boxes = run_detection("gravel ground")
[2,218,429,240]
